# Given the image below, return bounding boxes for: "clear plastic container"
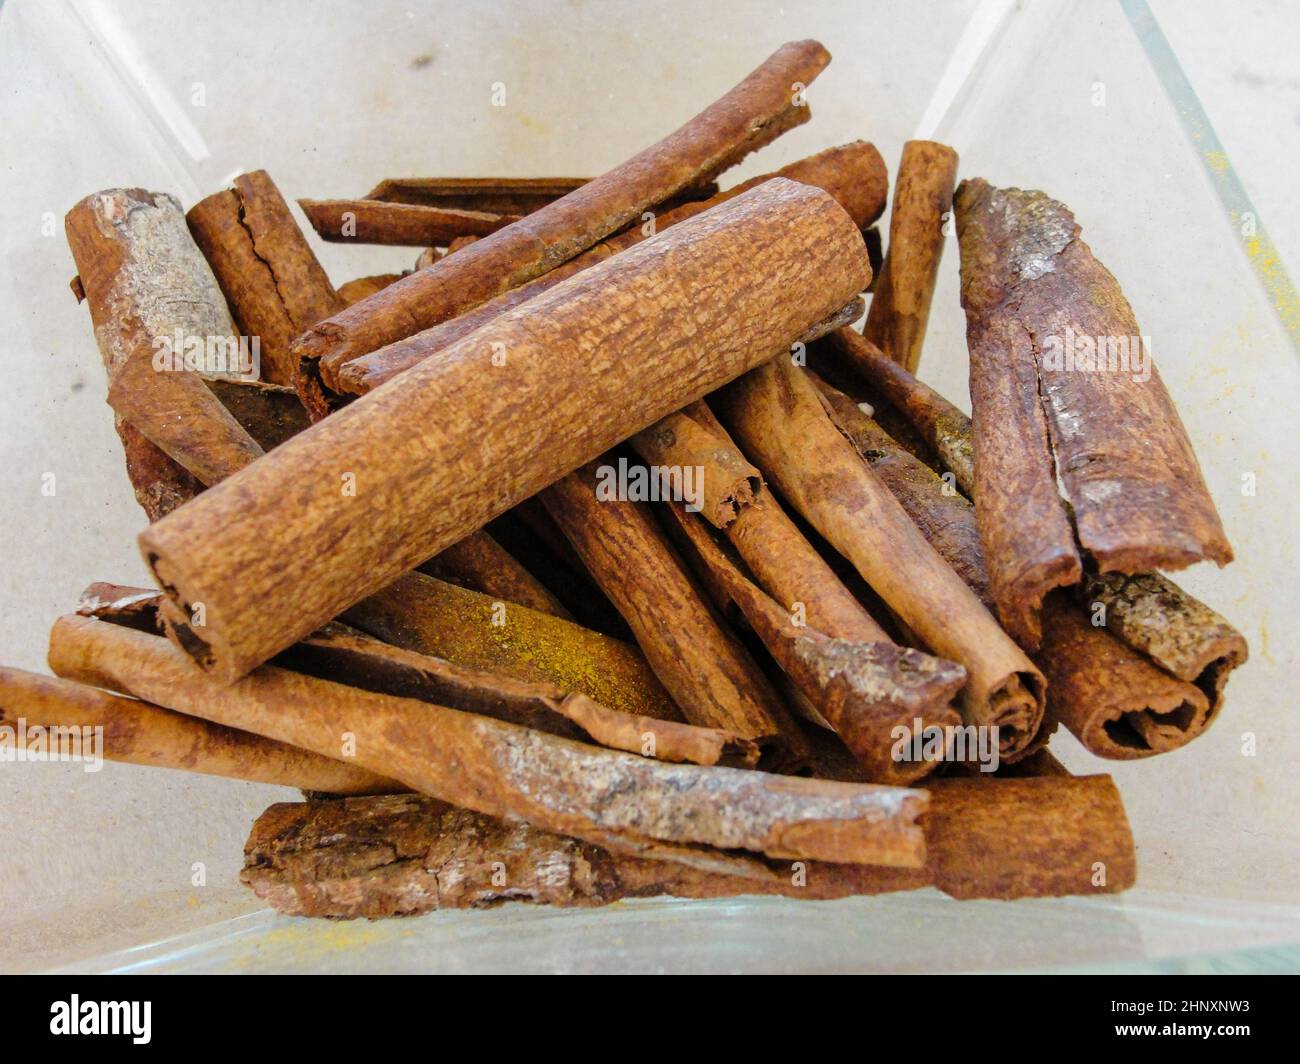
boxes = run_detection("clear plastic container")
[1,0,1296,972]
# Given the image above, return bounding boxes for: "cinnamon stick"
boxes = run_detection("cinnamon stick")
[298,199,520,246]
[240,774,1134,917]
[186,171,345,386]
[829,326,975,494]
[956,178,1232,646]
[863,140,958,373]
[337,273,404,305]
[0,665,401,795]
[661,498,967,784]
[140,179,872,682]
[332,140,886,402]
[541,460,809,769]
[714,356,1046,760]
[49,615,929,871]
[293,40,834,382]
[77,582,740,766]
[420,530,573,620]
[813,375,1221,759]
[364,176,590,213]
[65,188,265,484]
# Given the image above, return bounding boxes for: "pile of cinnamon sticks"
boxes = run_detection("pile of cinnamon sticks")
[5,40,1245,920]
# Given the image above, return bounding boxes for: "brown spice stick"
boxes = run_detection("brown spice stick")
[110,419,203,522]
[187,171,345,386]
[141,179,872,682]
[630,412,762,528]
[49,615,929,871]
[814,375,1218,759]
[829,326,975,494]
[541,461,808,768]
[333,140,886,401]
[241,775,1134,917]
[714,356,1046,760]
[77,583,742,766]
[0,665,400,795]
[65,188,265,484]
[293,40,834,382]
[344,572,683,721]
[863,141,958,373]
[299,199,520,246]
[364,176,590,213]
[956,178,1232,644]
[662,498,967,784]
[680,402,888,643]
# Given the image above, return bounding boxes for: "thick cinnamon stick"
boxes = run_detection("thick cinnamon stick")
[956,178,1232,646]
[814,375,1220,760]
[344,572,682,721]
[187,171,345,386]
[49,615,928,871]
[241,774,1134,917]
[863,141,958,373]
[0,665,400,795]
[65,188,265,484]
[140,179,872,682]
[662,499,966,784]
[714,356,1045,760]
[541,461,808,768]
[298,199,520,246]
[364,176,590,213]
[293,41,834,382]
[332,140,886,401]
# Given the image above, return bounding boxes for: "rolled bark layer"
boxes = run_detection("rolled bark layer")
[364,176,589,213]
[956,178,1232,646]
[298,199,520,246]
[140,179,871,682]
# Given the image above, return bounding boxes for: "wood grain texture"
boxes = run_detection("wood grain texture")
[140,179,871,682]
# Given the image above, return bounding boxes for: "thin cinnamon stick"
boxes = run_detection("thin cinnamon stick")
[240,774,1134,917]
[364,176,590,213]
[186,171,345,386]
[140,179,872,682]
[49,615,929,871]
[332,140,886,402]
[344,572,683,721]
[0,665,401,795]
[293,40,834,384]
[299,199,520,246]
[77,583,741,766]
[541,461,809,769]
[863,141,958,373]
[829,326,975,494]
[813,375,1220,760]
[65,188,265,484]
[956,178,1232,646]
[714,356,1046,761]
[662,498,967,784]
